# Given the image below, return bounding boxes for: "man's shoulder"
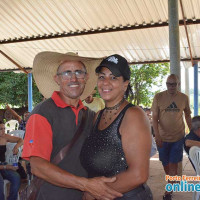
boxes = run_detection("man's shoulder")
[154,90,167,99]
[177,91,189,99]
[31,98,54,115]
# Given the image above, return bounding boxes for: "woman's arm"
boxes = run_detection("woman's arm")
[5,134,23,154]
[106,106,152,193]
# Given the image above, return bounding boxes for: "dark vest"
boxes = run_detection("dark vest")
[31,98,95,200]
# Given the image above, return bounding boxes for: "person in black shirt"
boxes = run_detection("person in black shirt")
[184,116,200,170]
[80,54,153,200]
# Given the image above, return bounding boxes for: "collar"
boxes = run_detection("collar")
[166,90,179,97]
[51,91,87,110]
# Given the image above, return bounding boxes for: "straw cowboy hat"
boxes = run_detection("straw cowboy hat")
[33,51,102,100]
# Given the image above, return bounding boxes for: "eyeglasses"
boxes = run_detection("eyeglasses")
[0,128,5,131]
[166,82,178,87]
[57,70,87,80]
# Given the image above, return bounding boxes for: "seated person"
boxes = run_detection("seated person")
[0,121,23,200]
[6,104,30,131]
[184,116,200,169]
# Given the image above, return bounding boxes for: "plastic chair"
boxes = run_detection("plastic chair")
[189,146,200,200]
[5,120,19,133]
[4,179,20,200]
[8,130,25,139]
[3,179,9,200]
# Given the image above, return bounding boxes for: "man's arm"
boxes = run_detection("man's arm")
[30,156,122,200]
[152,111,162,148]
[151,95,162,147]
[185,139,200,148]
[185,112,192,131]
[24,114,122,199]
[184,96,192,131]
[6,104,22,123]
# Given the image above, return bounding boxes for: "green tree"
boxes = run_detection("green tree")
[0,72,43,107]
[130,63,169,106]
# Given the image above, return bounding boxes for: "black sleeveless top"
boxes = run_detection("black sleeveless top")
[80,104,133,178]
[0,145,6,162]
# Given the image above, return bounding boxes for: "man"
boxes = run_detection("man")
[22,52,122,200]
[83,90,105,112]
[151,74,192,200]
[184,116,200,169]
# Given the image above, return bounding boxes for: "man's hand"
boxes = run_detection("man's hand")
[155,135,163,148]
[83,176,123,200]
[82,192,95,200]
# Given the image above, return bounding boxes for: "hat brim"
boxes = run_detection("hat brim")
[33,51,102,100]
[96,64,121,77]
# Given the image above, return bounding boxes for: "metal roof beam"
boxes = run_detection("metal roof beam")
[0,50,29,74]
[129,57,200,65]
[0,67,31,72]
[0,19,200,44]
[0,58,199,71]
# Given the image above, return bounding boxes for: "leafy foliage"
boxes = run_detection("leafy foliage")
[130,63,170,106]
[0,72,43,107]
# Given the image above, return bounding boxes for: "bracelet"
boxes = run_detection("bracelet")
[3,165,6,170]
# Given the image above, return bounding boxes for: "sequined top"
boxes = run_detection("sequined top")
[80,104,133,178]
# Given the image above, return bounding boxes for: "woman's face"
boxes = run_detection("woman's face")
[97,67,129,103]
[0,124,5,136]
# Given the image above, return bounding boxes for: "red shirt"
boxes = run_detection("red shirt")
[22,91,86,161]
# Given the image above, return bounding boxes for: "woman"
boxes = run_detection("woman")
[0,121,23,200]
[80,54,153,200]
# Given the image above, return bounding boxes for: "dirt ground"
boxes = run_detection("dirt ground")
[148,152,195,200]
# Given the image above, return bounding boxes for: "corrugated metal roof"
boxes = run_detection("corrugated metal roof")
[0,0,200,71]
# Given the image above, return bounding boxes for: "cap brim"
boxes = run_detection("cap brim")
[33,51,103,100]
[95,64,121,77]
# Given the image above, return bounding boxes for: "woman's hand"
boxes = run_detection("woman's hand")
[82,192,95,200]
[6,165,18,171]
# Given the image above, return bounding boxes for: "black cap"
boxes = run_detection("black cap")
[96,54,130,80]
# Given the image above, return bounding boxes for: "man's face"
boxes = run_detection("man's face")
[54,61,88,100]
[166,76,179,95]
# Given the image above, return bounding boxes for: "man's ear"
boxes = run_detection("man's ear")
[54,75,60,85]
[85,73,89,81]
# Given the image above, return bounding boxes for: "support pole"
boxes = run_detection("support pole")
[28,73,33,112]
[194,62,199,116]
[185,68,189,97]
[168,0,181,80]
